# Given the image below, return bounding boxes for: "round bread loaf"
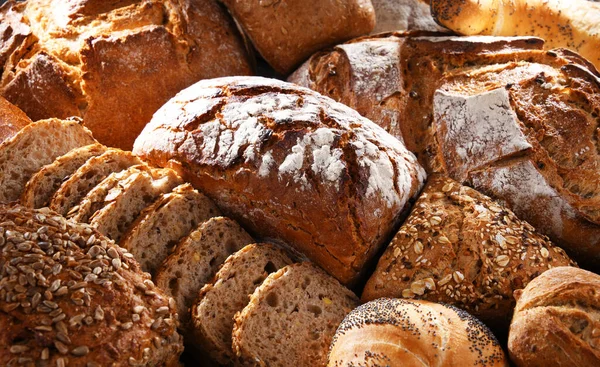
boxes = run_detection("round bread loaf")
[133,76,426,286]
[0,205,183,366]
[328,298,508,367]
[508,266,600,367]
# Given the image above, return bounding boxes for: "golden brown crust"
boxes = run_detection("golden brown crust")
[0,96,30,144]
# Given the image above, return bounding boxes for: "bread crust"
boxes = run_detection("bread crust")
[0,96,30,144]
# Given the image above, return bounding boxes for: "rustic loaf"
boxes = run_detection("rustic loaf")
[362,175,575,326]
[0,96,30,144]
[371,0,446,33]
[133,76,426,286]
[0,0,252,149]
[328,298,508,367]
[508,266,600,367]
[0,204,183,366]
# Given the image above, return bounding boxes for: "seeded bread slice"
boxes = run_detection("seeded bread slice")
[49,149,142,215]
[120,183,221,272]
[88,168,183,242]
[232,263,359,367]
[155,217,254,327]
[20,144,107,208]
[0,118,96,203]
[191,243,293,364]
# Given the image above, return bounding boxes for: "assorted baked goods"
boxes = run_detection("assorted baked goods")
[328,298,509,367]
[508,266,600,367]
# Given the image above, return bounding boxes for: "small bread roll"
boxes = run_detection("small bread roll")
[508,266,600,367]
[328,298,508,367]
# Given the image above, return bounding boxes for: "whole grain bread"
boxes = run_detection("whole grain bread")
[191,243,293,364]
[133,76,426,286]
[0,95,30,144]
[362,175,576,327]
[232,262,359,367]
[0,118,96,204]
[154,217,254,328]
[20,143,107,208]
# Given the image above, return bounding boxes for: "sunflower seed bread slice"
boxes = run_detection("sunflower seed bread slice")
[232,263,359,367]
[0,118,96,203]
[49,149,142,215]
[155,217,254,328]
[120,183,221,273]
[89,167,183,242]
[191,243,293,364]
[20,143,107,208]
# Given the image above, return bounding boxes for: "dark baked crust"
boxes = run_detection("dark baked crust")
[133,76,425,286]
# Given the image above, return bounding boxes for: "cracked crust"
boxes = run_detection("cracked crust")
[133,76,426,286]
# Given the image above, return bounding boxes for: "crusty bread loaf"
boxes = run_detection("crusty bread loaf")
[508,266,600,367]
[49,149,142,216]
[133,76,425,286]
[0,204,183,366]
[20,143,107,208]
[191,243,293,364]
[232,262,359,367]
[0,118,96,204]
[155,217,254,328]
[0,0,252,149]
[371,0,446,33]
[328,298,508,367]
[219,0,375,74]
[0,95,30,144]
[362,175,575,326]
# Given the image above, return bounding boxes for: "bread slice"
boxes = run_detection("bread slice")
[20,143,107,208]
[0,118,96,203]
[88,167,183,242]
[155,217,254,327]
[232,263,359,367]
[120,183,221,271]
[191,243,293,364]
[49,149,142,215]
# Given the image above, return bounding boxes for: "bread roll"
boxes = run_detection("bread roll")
[0,96,30,144]
[508,266,600,367]
[371,0,446,33]
[328,298,508,367]
[0,0,252,149]
[0,204,183,366]
[133,76,425,286]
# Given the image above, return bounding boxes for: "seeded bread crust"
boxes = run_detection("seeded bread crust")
[0,118,96,204]
[232,262,359,367]
[362,175,575,326]
[191,243,293,364]
[0,204,183,366]
[21,144,108,209]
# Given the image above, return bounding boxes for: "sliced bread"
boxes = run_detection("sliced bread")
[20,143,107,208]
[49,148,142,215]
[88,167,183,242]
[232,263,359,367]
[155,217,254,327]
[191,243,293,364]
[0,118,96,203]
[120,183,221,270]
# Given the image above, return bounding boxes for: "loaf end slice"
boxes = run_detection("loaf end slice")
[155,217,254,328]
[232,262,359,367]
[191,243,293,364]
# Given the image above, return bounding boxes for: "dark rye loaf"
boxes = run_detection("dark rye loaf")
[133,76,425,286]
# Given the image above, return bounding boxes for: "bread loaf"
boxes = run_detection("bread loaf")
[508,266,600,367]
[219,0,375,75]
[371,0,446,33]
[328,298,508,367]
[0,96,30,144]
[133,76,425,286]
[0,0,252,149]
[0,204,183,366]
[362,175,575,326]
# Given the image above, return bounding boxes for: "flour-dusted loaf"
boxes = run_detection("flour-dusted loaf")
[328,298,508,367]
[0,118,96,204]
[232,262,359,367]
[191,243,293,364]
[371,0,446,33]
[0,204,183,366]
[0,0,252,149]
[362,175,575,326]
[0,96,30,144]
[219,0,375,75]
[20,143,107,209]
[134,76,425,286]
